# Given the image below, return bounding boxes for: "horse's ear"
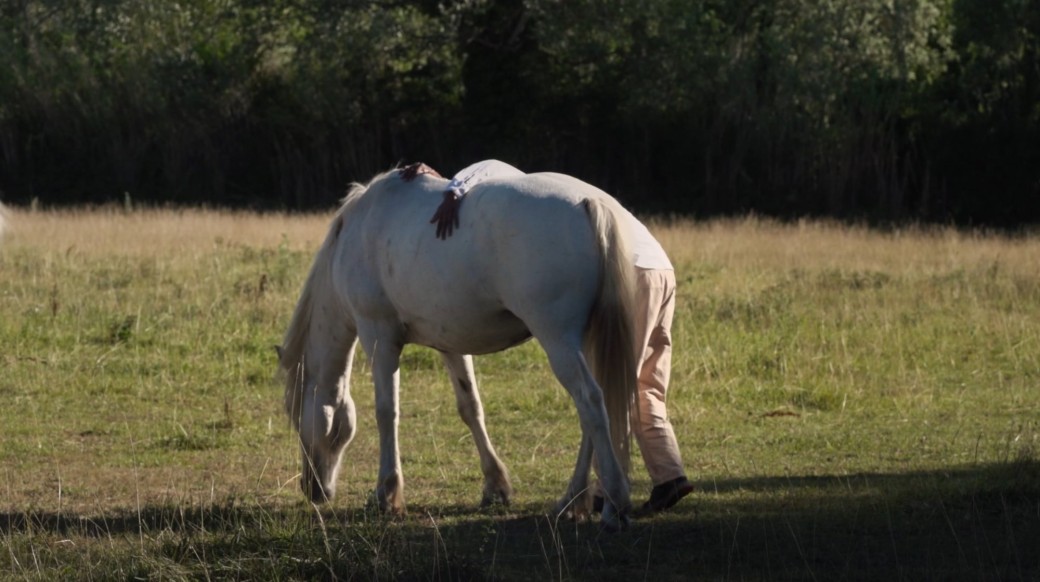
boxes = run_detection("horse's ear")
[274,345,284,363]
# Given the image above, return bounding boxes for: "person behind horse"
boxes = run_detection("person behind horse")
[400,160,693,513]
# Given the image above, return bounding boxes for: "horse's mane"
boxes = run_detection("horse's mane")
[279,169,399,421]
[340,169,396,206]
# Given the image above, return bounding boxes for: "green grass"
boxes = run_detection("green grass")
[1,211,1038,580]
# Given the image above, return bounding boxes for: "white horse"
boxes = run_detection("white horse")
[278,169,639,529]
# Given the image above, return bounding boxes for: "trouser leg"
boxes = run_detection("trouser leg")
[631,268,685,485]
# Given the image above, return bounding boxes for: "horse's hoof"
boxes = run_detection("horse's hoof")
[600,503,631,532]
[555,495,592,523]
[555,507,588,523]
[480,487,511,508]
[367,489,407,517]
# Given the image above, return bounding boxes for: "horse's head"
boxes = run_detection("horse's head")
[280,346,357,504]
[276,194,364,504]
[277,184,366,501]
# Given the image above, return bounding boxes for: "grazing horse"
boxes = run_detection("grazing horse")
[278,169,638,529]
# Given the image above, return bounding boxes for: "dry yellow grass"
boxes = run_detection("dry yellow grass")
[3,206,333,257]
[653,217,1040,277]
[8,207,1037,277]
[0,202,8,241]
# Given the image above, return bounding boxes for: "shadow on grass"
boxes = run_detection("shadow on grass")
[3,460,1038,580]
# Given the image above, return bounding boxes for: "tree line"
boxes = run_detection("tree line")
[1,0,1037,225]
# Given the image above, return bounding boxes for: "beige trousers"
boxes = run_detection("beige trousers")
[631,268,685,485]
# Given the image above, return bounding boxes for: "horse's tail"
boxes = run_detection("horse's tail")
[582,197,639,476]
[279,211,346,426]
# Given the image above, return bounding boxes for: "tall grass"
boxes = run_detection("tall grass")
[1,208,1037,580]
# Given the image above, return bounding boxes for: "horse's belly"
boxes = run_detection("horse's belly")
[402,309,533,355]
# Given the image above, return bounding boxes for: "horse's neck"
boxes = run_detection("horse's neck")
[300,284,357,384]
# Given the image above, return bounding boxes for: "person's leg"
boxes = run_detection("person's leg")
[631,269,692,511]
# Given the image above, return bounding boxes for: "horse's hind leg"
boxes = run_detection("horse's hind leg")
[539,338,631,529]
[440,352,513,506]
[555,431,594,521]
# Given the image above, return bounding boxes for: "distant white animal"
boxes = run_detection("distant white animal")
[278,168,639,530]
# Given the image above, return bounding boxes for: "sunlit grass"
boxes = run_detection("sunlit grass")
[1,208,1038,580]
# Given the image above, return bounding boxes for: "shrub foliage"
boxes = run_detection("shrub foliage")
[1,0,1038,224]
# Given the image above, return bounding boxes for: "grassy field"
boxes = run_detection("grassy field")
[1,207,1038,580]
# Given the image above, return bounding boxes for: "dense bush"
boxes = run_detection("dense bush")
[1,0,1037,224]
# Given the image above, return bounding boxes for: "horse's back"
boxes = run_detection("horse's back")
[467,172,606,300]
[338,172,612,354]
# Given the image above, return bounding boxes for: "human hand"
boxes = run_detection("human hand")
[429,190,461,240]
[399,162,442,181]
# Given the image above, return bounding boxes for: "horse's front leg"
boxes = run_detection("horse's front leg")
[361,331,406,515]
[440,352,513,506]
